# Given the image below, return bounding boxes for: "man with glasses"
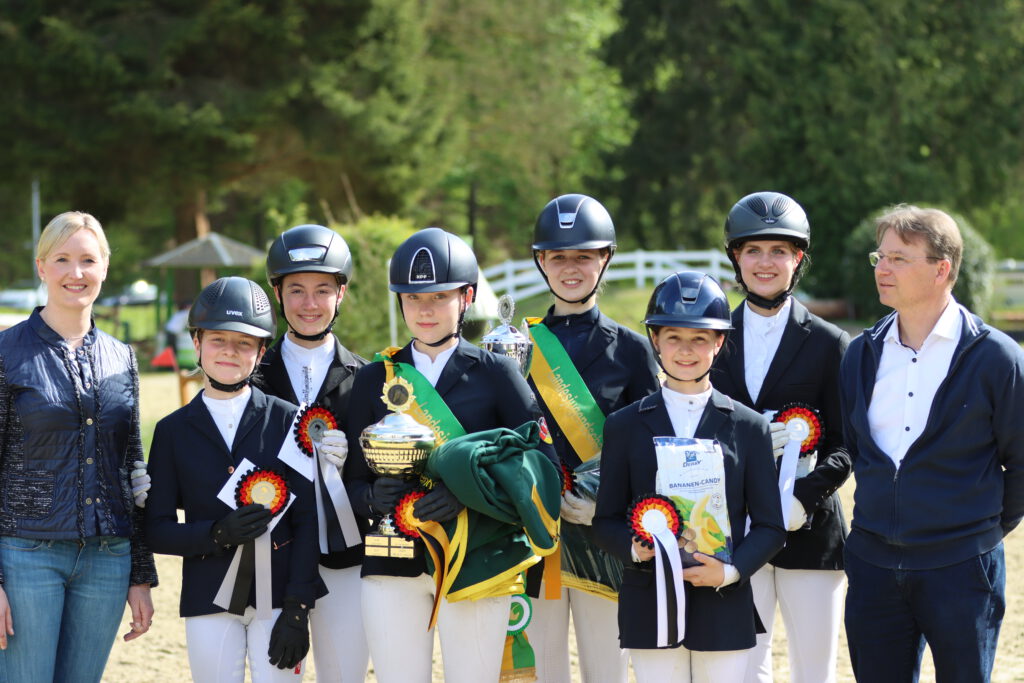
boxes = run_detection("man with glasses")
[840,204,1024,682]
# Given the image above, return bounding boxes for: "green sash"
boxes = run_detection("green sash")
[525,320,605,462]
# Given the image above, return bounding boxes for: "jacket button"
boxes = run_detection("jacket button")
[86,457,93,465]
[86,497,93,505]
[86,418,94,426]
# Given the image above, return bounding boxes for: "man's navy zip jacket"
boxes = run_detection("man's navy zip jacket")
[839,305,1024,570]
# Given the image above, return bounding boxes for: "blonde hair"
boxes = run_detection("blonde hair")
[36,212,111,263]
[875,204,962,284]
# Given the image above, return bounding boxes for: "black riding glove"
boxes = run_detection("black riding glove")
[210,504,273,548]
[370,477,416,516]
[412,482,464,522]
[268,596,310,669]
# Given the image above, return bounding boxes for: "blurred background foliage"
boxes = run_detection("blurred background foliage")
[2,0,1024,343]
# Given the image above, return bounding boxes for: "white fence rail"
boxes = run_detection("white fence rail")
[482,249,734,301]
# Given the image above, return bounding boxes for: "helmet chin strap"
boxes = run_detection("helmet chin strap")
[198,351,256,393]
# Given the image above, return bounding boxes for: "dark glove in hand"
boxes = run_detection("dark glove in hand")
[412,482,464,522]
[370,477,415,516]
[211,504,273,548]
[268,596,309,669]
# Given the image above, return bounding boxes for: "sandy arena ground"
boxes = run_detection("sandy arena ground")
[100,373,1024,681]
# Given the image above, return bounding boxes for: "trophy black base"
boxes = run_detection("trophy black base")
[365,532,416,558]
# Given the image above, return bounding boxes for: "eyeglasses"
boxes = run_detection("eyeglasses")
[868,251,943,268]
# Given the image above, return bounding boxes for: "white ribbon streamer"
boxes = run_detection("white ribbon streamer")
[778,421,806,529]
[212,531,274,620]
[644,509,686,647]
[313,445,362,553]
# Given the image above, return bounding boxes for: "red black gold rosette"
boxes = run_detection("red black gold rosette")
[235,468,289,516]
[560,461,576,495]
[294,404,339,457]
[772,402,823,454]
[628,494,682,547]
[394,490,427,540]
[627,493,687,646]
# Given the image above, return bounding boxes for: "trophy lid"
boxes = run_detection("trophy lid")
[359,376,436,449]
[361,410,436,444]
[481,294,530,344]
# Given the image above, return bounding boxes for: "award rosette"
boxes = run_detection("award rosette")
[393,490,427,540]
[294,405,337,457]
[773,402,823,455]
[628,494,686,647]
[235,467,289,515]
[772,402,824,528]
[214,465,291,620]
[499,594,537,682]
[292,403,362,554]
[559,460,576,495]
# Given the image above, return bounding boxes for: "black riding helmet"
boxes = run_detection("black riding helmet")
[724,191,810,310]
[532,194,616,305]
[267,224,353,285]
[644,271,732,383]
[390,227,478,299]
[266,224,352,342]
[390,228,478,347]
[189,276,276,392]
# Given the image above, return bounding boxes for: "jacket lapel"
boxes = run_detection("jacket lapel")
[259,339,299,405]
[317,338,360,401]
[232,388,267,457]
[755,300,812,409]
[571,313,618,373]
[185,391,234,461]
[637,390,676,439]
[695,390,733,441]
[433,340,478,398]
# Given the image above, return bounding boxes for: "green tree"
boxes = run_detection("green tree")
[602,0,1024,295]
[0,0,448,294]
[424,0,632,257]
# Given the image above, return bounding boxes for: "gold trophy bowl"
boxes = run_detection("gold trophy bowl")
[359,377,436,558]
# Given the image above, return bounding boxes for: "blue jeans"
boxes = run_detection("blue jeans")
[845,544,1005,683]
[0,536,131,683]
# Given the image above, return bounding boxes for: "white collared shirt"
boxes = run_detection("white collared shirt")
[281,334,335,405]
[410,343,458,387]
[661,384,713,438]
[867,299,963,468]
[202,386,252,451]
[742,298,791,403]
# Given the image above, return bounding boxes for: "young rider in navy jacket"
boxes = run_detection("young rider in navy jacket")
[711,192,851,683]
[594,271,785,683]
[146,277,322,682]
[259,224,370,682]
[345,228,557,683]
[526,194,660,683]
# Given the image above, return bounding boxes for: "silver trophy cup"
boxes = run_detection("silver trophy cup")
[481,294,533,376]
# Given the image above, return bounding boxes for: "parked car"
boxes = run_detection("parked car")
[98,280,158,307]
[0,284,46,310]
